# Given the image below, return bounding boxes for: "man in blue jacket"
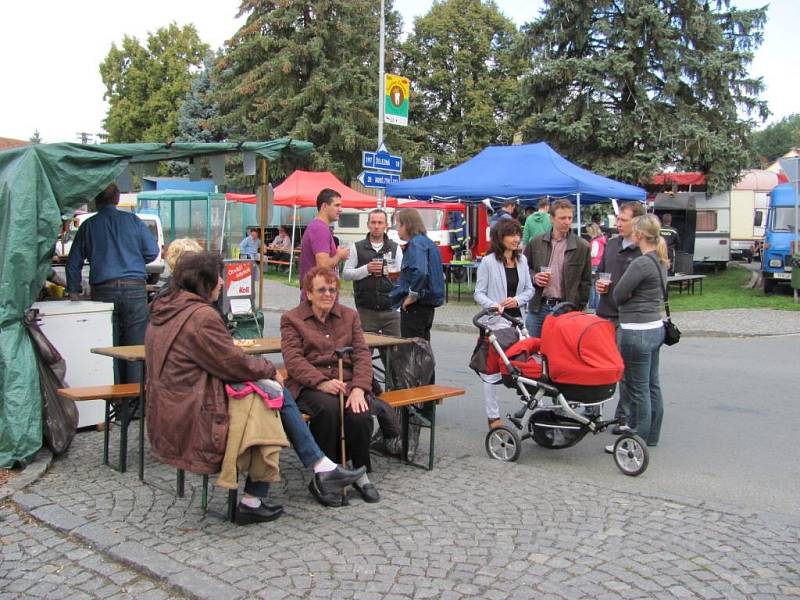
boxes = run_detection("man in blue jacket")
[389,208,444,341]
[67,183,160,384]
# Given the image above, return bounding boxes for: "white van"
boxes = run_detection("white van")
[55,212,165,284]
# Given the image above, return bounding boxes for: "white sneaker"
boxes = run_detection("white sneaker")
[604,444,615,454]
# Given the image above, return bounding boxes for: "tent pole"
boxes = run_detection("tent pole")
[219,195,228,256]
[288,205,298,283]
[258,158,269,311]
[576,193,582,236]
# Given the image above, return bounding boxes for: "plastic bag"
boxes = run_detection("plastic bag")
[24,310,78,455]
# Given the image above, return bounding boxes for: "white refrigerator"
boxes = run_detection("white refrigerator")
[32,300,115,428]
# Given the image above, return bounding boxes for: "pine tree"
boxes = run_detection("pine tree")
[514,0,768,191]
[212,0,402,181]
[29,130,42,144]
[177,51,224,143]
[398,0,523,171]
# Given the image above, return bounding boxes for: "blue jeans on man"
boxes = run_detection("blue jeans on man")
[91,281,149,384]
[526,303,555,338]
[244,386,324,497]
[619,326,665,446]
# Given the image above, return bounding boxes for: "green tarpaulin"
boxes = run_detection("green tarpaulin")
[0,140,312,467]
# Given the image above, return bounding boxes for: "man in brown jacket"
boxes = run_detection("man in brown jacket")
[523,199,592,337]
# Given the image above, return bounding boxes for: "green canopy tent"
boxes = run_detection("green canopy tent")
[0,140,313,467]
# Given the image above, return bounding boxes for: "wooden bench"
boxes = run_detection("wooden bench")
[379,385,465,470]
[58,384,141,473]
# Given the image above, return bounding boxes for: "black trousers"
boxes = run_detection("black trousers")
[296,388,373,471]
[401,304,435,340]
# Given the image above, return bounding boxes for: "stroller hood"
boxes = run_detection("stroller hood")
[540,312,623,385]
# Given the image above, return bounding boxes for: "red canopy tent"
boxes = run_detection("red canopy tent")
[225,170,394,280]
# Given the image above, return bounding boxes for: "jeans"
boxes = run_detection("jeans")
[280,387,324,469]
[91,281,149,384]
[619,326,665,445]
[526,303,555,339]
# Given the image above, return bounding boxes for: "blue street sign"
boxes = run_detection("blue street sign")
[358,170,401,189]
[362,146,403,174]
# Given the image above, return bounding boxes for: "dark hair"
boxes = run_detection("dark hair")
[94,183,120,208]
[661,212,672,225]
[502,199,516,208]
[303,266,339,295]
[537,197,550,209]
[172,252,222,301]
[278,226,289,235]
[620,201,646,218]
[368,209,388,221]
[316,188,341,212]
[490,218,522,261]
[549,199,574,216]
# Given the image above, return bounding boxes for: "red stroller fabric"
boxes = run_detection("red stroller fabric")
[540,312,623,385]
[498,337,544,379]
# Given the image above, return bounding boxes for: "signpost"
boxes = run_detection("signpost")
[357,170,401,189]
[362,145,403,173]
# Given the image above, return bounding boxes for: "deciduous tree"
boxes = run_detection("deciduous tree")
[100,23,209,142]
[751,114,800,165]
[514,0,768,191]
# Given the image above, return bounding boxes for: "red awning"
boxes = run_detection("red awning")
[649,172,706,186]
[225,170,395,208]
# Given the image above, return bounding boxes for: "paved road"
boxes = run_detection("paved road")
[4,310,800,599]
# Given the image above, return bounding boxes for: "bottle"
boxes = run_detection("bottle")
[381,256,388,276]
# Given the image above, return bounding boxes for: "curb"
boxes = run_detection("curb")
[0,447,52,502]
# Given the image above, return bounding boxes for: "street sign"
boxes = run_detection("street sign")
[358,170,401,189]
[384,73,410,126]
[362,145,403,173]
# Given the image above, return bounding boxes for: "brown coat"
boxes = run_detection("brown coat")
[145,290,276,474]
[280,301,373,400]
[523,231,592,311]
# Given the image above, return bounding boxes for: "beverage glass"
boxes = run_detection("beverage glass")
[597,272,611,293]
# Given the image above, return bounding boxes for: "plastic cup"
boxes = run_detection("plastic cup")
[540,266,552,274]
[598,272,611,283]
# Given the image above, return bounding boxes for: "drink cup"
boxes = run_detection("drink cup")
[539,266,552,284]
[597,272,611,293]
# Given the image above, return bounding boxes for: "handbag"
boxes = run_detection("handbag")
[646,254,681,346]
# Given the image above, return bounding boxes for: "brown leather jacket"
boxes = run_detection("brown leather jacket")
[280,301,372,401]
[145,290,276,474]
[523,231,592,312]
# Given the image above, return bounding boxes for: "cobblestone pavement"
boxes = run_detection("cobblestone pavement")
[0,502,184,599]
[259,279,800,337]
[7,430,800,599]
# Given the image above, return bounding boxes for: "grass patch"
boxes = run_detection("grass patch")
[669,264,800,312]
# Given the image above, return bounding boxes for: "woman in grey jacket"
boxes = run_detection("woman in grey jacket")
[611,214,669,449]
[474,219,534,429]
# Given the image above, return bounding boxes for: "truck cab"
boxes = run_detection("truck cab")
[762,183,797,294]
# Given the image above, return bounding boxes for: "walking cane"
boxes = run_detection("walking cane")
[334,346,354,505]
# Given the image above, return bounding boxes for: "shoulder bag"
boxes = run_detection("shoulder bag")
[646,254,681,346]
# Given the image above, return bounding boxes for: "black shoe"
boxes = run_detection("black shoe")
[309,466,367,507]
[353,481,380,503]
[235,501,283,525]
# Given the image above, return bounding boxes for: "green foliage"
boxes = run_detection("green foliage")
[212,0,403,182]
[28,130,42,144]
[177,52,225,143]
[100,23,209,143]
[398,0,524,172]
[751,114,800,165]
[514,0,768,192]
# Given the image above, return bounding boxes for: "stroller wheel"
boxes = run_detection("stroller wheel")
[612,433,649,476]
[485,426,522,462]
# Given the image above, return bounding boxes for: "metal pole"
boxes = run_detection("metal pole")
[258,158,268,310]
[288,205,298,284]
[794,178,799,303]
[576,193,582,236]
[377,0,386,210]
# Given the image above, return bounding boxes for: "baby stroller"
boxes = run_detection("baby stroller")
[473,304,649,476]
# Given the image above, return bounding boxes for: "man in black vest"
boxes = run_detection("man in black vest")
[342,209,403,338]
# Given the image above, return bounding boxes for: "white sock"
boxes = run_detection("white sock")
[313,456,337,474]
[356,473,370,487]
[240,495,260,508]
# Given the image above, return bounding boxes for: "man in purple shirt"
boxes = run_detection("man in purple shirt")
[299,189,350,300]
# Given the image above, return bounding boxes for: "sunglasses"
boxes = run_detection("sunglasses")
[313,286,338,295]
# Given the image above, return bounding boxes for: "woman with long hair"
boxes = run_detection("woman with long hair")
[389,208,445,340]
[474,218,534,429]
[610,214,669,449]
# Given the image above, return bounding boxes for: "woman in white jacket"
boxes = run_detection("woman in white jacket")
[474,218,534,429]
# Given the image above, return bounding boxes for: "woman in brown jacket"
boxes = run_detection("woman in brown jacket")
[280,266,380,503]
[145,252,284,524]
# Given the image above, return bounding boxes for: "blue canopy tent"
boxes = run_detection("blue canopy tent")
[386,142,646,230]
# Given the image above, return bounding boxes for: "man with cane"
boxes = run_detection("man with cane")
[281,267,380,505]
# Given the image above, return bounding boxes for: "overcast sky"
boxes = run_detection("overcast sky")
[1,0,795,144]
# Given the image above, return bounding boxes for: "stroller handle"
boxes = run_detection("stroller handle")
[472,307,526,330]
